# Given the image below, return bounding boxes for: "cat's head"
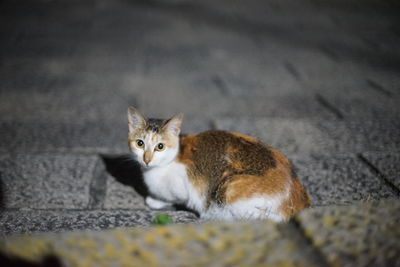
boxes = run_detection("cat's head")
[127,106,183,168]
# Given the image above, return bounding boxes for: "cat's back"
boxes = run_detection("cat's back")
[178,130,278,176]
[178,130,311,220]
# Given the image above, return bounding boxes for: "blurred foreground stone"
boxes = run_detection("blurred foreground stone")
[1,200,399,267]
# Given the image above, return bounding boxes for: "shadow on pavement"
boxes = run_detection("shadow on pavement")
[100,154,199,215]
[0,253,62,267]
[101,154,149,198]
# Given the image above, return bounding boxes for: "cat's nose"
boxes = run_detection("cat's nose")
[143,157,151,165]
[143,151,152,165]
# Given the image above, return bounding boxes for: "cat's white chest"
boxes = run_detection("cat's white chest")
[143,161,194,205]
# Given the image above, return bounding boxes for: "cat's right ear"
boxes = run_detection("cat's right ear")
[127,106,146,133]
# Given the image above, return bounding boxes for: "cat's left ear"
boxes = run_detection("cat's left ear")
[127,106,147,134]
[163,113,183,136]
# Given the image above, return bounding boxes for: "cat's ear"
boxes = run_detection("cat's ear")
[127,106,147,133]
[163,113,183,136]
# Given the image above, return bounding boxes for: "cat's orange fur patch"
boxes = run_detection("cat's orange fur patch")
[178,135,197,165]
[178,135,208,195]
[226,145,239,154]
[224,168,289,204]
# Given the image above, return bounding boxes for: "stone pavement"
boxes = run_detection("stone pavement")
[2,200,399,266]
[0,0,399,265]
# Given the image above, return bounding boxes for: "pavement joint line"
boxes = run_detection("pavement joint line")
[209,119,218,130]
[87,157,109,209]
[211,74,230,96]
[366,79,393,97]
[289,218,331,267]
[318,45,340,62]
[315,93,344,120]
[358,153,400,197]
[283,61,301,81]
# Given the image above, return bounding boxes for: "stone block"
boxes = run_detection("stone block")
[0,154,99,209]
[344,120,400,152]
[0,121,127,154]
[181,118,214,133]
[0,84,136,124]
[104,173,147,210]
[0,210,198,236]
[362,152,400,190]
[318,119,400,153]
[297,200,400,267]
[138,85,333,119]
[315,86,400,120]
[291,154,396,206]
[214,118,337,155]
[1,220,322,267]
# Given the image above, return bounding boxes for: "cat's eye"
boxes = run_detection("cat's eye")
[155,143,165,151]
[136,139,144,148]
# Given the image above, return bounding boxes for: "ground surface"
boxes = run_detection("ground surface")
[0,0,399,266]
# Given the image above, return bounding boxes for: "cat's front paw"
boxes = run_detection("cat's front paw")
[145,196,173,210]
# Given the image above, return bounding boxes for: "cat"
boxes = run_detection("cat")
[127,106,312,222]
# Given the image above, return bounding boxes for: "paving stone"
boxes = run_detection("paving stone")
[318,90,400,120]
[362,152,400,190]
[215,117,399,155]
[0,220,323,267]
[0,116,213,154]
[215,117,337,155]
[0,210,198,236]
[291,154,396,206]
[5,36,76,58]
[0,58,65,93]
[0,1,95,37]
[297,199,400,267]
[0,154,99,209]
[104,175,146,210]
[320,119,400,153]
[362,72,400,96]
[345,120,400,152]
[135,75,333,119]
[307,69,400,120]
[0,121,127,154]
[181,117,214,133]
[0,82,135,123]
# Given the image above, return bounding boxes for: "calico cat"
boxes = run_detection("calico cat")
[127,106,312,221]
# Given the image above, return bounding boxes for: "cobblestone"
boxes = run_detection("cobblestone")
[0,210,198,236]
[215,118,337,155]
[297,199,400,267]
[362,152,400,190]
[0,154,99,209]
[292,154,396,206]
[1,220,322,267]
